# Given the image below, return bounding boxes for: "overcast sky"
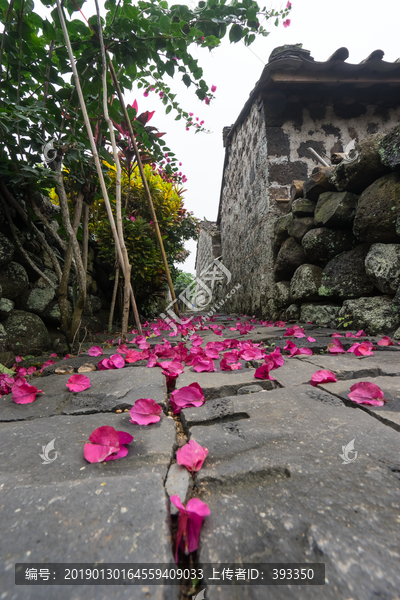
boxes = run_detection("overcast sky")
[36,0,400,274]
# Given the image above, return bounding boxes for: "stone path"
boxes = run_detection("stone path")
[1,315,399,600]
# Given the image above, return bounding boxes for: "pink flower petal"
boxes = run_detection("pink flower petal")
[310,370,337,387]
[40,359,56,373]
[177,440,209,473]
[110,354,125,369]
[327,339,345,354]
[66,374,91,392]
[117,344,128,354]
[170,382,205,414]
[88,346,103,357]
[220,358,242,371]
[254,360,275,380]
[377,336,394,346]
[307,336,316,343]
[12,382,43,404]
[170,495,210,562]
[129,398,162,425]
[347,381,386,406]
[84,425,133,463]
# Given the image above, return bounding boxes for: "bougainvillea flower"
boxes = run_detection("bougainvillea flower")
[177,440,209,474]
[267,347,285,368]
[146,354,159,368]
[204,346,219,359]
[354,341,374,356]
[170,382,205,414]
[310,370,337,387]
[189,334,203,346]
[284,340,298,355]
[184,347,205,366]
[110,354,125,368]
[220,358,242,371]
[254,358,275,380]
[125,349,144,363]
[307,336,316,343]
[192,357,216,373]
[239,347,264,361]
[378,336,394,346]
[284,325,305,338]
[40,359,56,373]
[222,350,240,363]
[355,330,367,338]
[327,339,345,354]
[331,333,342,338]
[161,361,184,377]
[50,353,57,358]
[12,382,43,404]
[347,382,386,406]
[129,398,162,425]
[296,347,313,355]
[170,495,210,562]
[274,321,286,327]
[117,344,129,354]
[84,426,133,463]
[66,374,91,392]
[14,356,23,363]
[88,346,103,357]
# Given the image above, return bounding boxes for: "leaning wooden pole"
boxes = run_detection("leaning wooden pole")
[107,56,180,319]
[55,0,142,335]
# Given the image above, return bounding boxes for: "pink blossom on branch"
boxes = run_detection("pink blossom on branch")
[283,19,291,28]
[210,85,217,93]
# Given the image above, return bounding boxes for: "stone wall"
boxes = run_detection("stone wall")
[195,221,222,277]
[270,125,400,335]
[209,92,400,318]
[0,198,112,358]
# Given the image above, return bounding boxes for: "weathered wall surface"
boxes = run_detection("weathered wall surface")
[207,96,400,317]
[195,222,222,278]
[217,99,283,315]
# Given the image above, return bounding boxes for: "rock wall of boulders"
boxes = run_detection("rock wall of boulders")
[271,125,400,336]
[0,197,113,359]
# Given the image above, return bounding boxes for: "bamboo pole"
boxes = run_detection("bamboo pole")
[55,0,142,335]
[107,56,180,319]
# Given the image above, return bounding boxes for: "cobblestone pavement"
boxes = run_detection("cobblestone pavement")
[1,315,399,600]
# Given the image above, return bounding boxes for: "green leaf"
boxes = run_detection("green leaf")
[182,74,191,87]
[166,105,172,114]
[229,23,243,43]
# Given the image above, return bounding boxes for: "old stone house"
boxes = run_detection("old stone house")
[196,44,400,318]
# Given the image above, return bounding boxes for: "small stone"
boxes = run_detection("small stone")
[365,244,400,294]
[0,298,14,321]
[286,303,300,321]
[116,409,122,413]
[314,191,358,228]
[55,365,75,374]
[165,463,192,515]
[77,363,96,373]
[291,198,316,217]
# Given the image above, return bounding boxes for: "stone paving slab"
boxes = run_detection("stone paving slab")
[177,369,277,399]
[0,412,176,489]
[318,376,400,430]
[0,368,168,421]
[301,353,400,378]
[0,471,177,600]
[187,386,400,600]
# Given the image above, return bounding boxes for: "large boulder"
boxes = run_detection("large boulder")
[41,300,73,326]
[365,244,400,294]
[302,227,355,266]
[0,233,14,267]
[379,124,400,171]
[35,268,58,289]
[273,281,291,308]
[286,304,300,321]
[287,217,315,244]
[0,298,14,320]
[274,237,306,281]
[319,244,375,299]
[303,166,336,201]
[273,213,293,253]
[339,296,400,335]
[290,264,323,303]
[2,310,51,354]
[291,198,316,217]
[314,191,358,228]
[300,303,341,327]
[353,172,400,243]
[18,287,55,315]
[0,262,29,299]
[329,133,391,194]
[83,294,102,316]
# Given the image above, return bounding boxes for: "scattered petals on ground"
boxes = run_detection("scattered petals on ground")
[378,336,394,346]
[84,425,134,463]
[177,439,209,474]
[311,370,337,387]
[129,398,162,425]
[327,339,345,354]
[347,382,386,406]
[66,374,91,392]
[170,495,210,562]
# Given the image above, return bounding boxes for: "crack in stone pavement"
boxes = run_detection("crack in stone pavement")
[1,315,400,600]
